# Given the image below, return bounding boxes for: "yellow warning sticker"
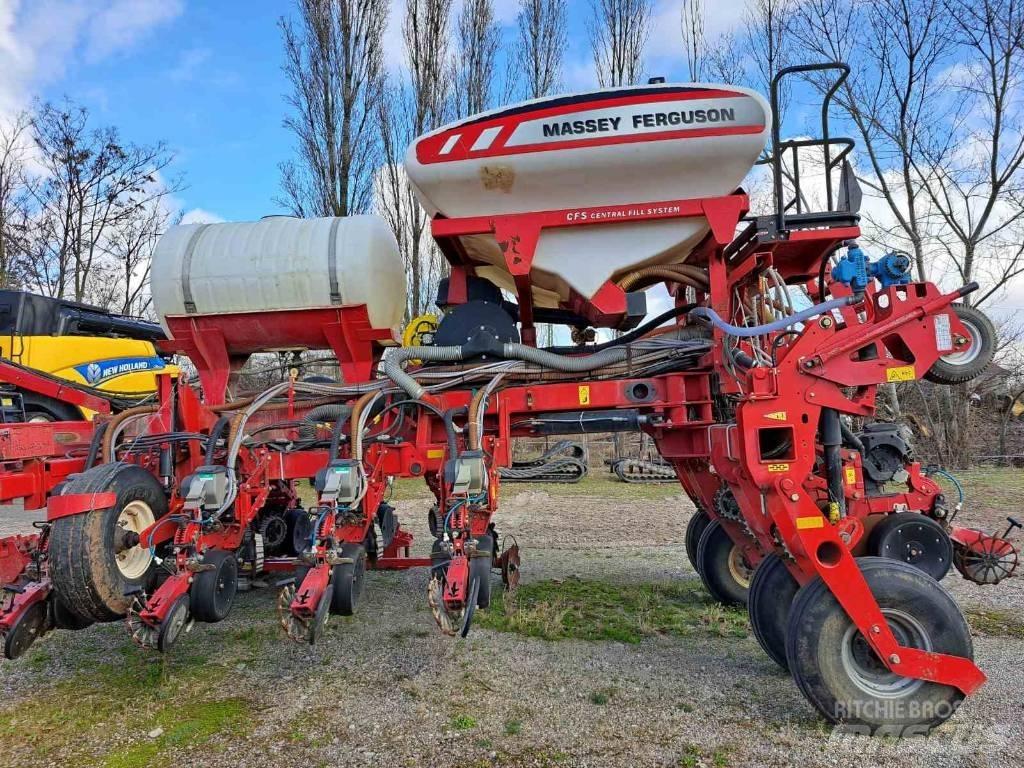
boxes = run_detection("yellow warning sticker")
[796,516,825,530]
[765,411,787,421]
[844,467,857,485]
[578,385,590,405]
[767,463,790,473]
[426,448,445,459]
[886,365,916,383]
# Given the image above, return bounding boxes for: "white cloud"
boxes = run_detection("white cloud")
[179,208,226,225]
[0,0,183,116]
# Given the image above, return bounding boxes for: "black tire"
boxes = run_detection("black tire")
[289,509,315,557]
[50,462,169,622]
[21,392,82,423]
[471,534,494,609]
[785,557,971,732]
[685,510,711,572]
[50,595,94,631]
[924,305,995,385]
[330,544,367,616]
[748,555,800,671]
[258,511,290,554]
[190,549,238,623]
[696,520,751,607]
[868,512,953,581]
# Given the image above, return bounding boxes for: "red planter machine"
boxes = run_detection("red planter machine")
[0,64,1019,733]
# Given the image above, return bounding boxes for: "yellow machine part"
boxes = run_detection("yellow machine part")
[402,314,439,348]
[0,335,177,419]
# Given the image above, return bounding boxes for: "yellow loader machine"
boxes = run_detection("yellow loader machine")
[0,290,173,422]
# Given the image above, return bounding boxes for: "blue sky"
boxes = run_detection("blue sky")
[0,0,748,222]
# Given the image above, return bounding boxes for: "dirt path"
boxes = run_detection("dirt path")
[0,481,1021,768]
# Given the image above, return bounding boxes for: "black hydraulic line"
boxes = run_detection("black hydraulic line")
[205,416,232,461]
[329,410,347,460]
[443,406,468,458]
[839,421,865,454]
[541,304,697,354]
[820,407,846,520]
[84,421,108,471]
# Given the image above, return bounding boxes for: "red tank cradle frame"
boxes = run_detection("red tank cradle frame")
[0,189,998,708]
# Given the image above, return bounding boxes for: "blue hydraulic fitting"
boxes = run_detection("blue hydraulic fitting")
[832,241,912,291]
[870,251,912,287]
[831,240,870,292]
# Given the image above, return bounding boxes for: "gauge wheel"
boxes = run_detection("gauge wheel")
[685,510,711,573]
[470,534,494,609]
[696,520,752,606]
[748,555,800,671]
[786,557,971,732]
[3,601,47,660]
[156,595,190,653]
[330,544,367,616]
[190,549,239,623]
[924,305,995,385]
[50,596,94,631]
[50,462,169,622]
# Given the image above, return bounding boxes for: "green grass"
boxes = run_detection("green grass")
[965,607,1024,638]
[450,714,478,730]
[0,641,257,766]
[476,577,749,644]
[102,698,250,768]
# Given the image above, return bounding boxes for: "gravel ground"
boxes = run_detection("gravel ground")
[1,481,1022,768]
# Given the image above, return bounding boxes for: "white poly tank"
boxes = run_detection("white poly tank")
[151,215,407,336]
[406,83,770,304]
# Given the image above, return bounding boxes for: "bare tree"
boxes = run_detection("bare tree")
[517,0,566,98]
[588,0,653,87]
[456,0,502,117]
[101,203,180,318]
[704,31,745,84]
[911,0,1024,306]
[680,0,705,81]
[0,113,32,288]
[278,0,387,218]
[377,0,455,319]
[787,0,954,282]
[24,100,180,305]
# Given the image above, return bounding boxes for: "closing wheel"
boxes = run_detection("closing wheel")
[308,581,334,645]
[156,595,190,653]
[3,601,47,660]
[471,534,494,609]
[190,549,238,623]
[924,304,995,385]
[868,512,953,581]
[50,462,169,622]
[685,510,711,572]
[748,555,800,671]
[786,557,972,732]
[696,520,752,606]
[330,544,366,616]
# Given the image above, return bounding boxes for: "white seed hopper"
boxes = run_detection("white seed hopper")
[406,84,771,306]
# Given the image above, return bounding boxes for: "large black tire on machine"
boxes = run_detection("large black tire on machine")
[50,462,169,622]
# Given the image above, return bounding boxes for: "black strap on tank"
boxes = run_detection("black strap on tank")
[328,217,343,305]
[180,224,213,314]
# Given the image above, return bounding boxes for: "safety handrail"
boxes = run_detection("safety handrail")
[769,62,852,232]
